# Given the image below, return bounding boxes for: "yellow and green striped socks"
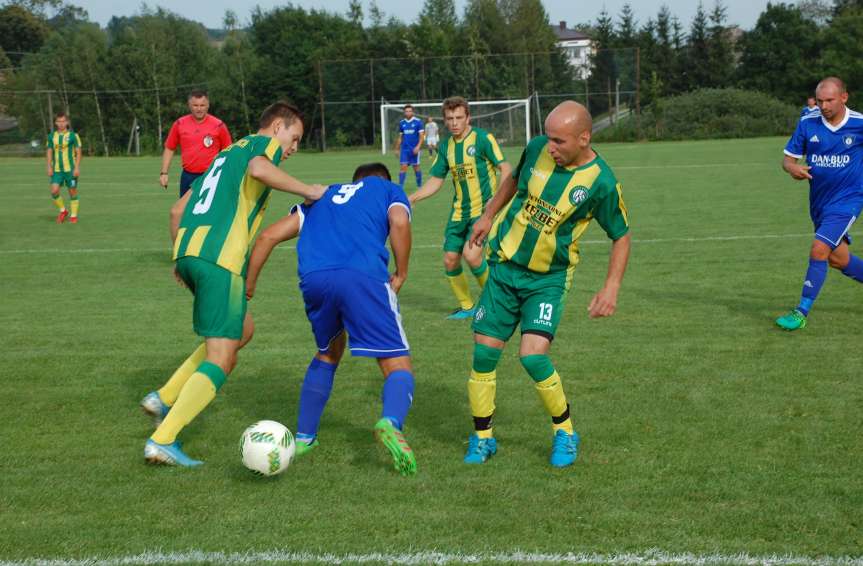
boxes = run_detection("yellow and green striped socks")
[70,195,79,218]
[151,361,226,445]
[157,343,207,405]
[471,259,489,288]
[51,193,66,212]
[522,355,573,434]
[446,266,473,310]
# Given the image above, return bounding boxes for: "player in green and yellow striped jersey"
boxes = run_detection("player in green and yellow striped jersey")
[409,97,511,319]
[140,102,326,467]
[464,101,631,468]
[45,113,82,224]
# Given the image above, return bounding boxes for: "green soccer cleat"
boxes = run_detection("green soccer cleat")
[373,418,417,476]
[776,309,807,331]
[294,438,319,457]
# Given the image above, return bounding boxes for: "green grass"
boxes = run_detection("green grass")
[1,138,862,563]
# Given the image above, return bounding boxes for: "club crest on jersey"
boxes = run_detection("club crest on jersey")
[569,186,589,206]
[474,306,485,321]
[466,145,476,157]
[203,135,214,148]
[844,135,854,146]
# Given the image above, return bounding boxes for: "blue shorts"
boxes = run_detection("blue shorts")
[180,169,203,198]
[812,202,862,249]
[400,146,420,166]
[299,269,410,358]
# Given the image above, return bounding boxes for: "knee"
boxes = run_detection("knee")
[810,240,832,261]
[829,253,848,270]
[473,341,503,374]
[443,253,461,272]
[520,354,555,383]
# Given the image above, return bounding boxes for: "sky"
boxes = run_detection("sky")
[71,0,775,31]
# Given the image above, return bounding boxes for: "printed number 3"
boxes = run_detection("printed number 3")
[332,181,363,204]
[192,156,227,215]
[539,302,553,321]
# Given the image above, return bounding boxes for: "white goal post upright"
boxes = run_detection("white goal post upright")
[380,97,532,155]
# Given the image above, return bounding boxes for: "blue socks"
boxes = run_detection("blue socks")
[296,358,337,443]
[381,370,415,430]
[415,170,422,187]
[841,254,863,283]
[797,258,828,316]
[398,171,406,187]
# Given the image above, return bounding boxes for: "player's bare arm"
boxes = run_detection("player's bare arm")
[783,154,812,180]
[408,175,445,205]
[246,213,301,300]
[247,156,326,200]
[588,232,631,319]
[394,133,403,154]
[73,146,82,177]
[469,168,517,248]
[159,146,175,189]
[413,131,425,155]
[169,191,192,244]
[388,206,411,293]
[45,148,52,176]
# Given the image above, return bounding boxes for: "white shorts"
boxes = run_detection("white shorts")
[427,136,439,146]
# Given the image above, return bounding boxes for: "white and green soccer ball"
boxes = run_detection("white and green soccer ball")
[239,420,295,476]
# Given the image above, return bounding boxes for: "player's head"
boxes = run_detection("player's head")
[442,96,470,138]
[544,100,592,168]
[187,89,210,121]
[259,101,305,158]
[54,112,69,131]
[352,162,392,182]
[807,96,817,108]
[403,104,414,119]
[815,77,848,121]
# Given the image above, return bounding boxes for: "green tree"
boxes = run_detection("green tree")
[736,3,822,103]
[822,8,863,89]
[0,5,49,61]
[683,2,711,90]
[707,1,734,87]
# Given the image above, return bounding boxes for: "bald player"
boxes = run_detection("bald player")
[462,100,631,467]
[777,77,863,330]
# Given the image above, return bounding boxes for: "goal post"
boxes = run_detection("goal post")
[380,98,532,155]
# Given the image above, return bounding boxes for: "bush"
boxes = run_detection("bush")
[593,88,800,142]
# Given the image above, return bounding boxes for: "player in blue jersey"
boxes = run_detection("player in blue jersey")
[801,96,819,119]
[395,104,425,189]
[245,162,417,475]
[777,77,863,330]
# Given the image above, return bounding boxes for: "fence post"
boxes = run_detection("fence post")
[317,60,326,152]
[635,46,641,139]
[370,59,376,147]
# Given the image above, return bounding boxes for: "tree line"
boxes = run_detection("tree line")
[0,0,861,153]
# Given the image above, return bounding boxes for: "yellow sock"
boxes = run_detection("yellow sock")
[446,268,473,310]
[70,198,79,217]
[151,362,225,444]
[52,195,65,211]
[468,369,496,438]
[157,343,207,405]
[471,260,489,288]
[535,371,573,434]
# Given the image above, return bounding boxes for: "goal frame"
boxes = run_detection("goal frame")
[380,98,532,155]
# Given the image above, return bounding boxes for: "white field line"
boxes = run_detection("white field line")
[0,233,814,256]
[2,549,862,566]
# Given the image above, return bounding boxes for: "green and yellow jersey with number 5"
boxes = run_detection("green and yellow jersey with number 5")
[173,134,283,276]
[488,135,629,276]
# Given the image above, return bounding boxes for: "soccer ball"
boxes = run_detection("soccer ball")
[239,420,295,476]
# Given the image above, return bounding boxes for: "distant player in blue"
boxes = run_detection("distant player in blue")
[801,95,819,119]
[777,77,863,330]
[395,104,425,189]
[246,162,417,475]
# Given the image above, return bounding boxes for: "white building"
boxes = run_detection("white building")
[551,21,592,80]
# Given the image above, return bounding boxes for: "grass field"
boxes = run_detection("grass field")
[2,138,862,565]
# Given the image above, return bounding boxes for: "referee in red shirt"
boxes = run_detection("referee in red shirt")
[159,89,233,197]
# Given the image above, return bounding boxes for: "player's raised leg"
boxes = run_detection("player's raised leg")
[462,236,489,289]
[831,240,863,283]
[375,355,416,476]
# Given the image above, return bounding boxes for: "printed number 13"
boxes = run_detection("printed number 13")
[192,156,227,215]
[539,303,553,321]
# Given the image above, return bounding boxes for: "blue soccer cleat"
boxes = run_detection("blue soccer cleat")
[140,391,170,425]
[463,433,497,464]
[550,429,580,468]
[775,309,807,331]
[446,307,475,320]
[144,439,203,467]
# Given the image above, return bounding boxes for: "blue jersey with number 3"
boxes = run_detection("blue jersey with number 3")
[293,176,411,282]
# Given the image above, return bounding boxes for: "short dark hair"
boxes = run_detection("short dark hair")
[352,162,392,182]
[54,112,68,120]
[259,101,304,129]
[404,104,414,111]
[188,89,208,99]
[442,96,470,116]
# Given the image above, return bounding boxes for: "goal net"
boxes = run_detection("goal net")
[380,98,531,155]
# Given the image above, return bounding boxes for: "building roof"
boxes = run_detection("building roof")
[551,21,591,41]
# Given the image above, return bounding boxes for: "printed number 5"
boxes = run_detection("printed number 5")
[192,156,227,215]
[332,181,363,204]
[539,302,553,321]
